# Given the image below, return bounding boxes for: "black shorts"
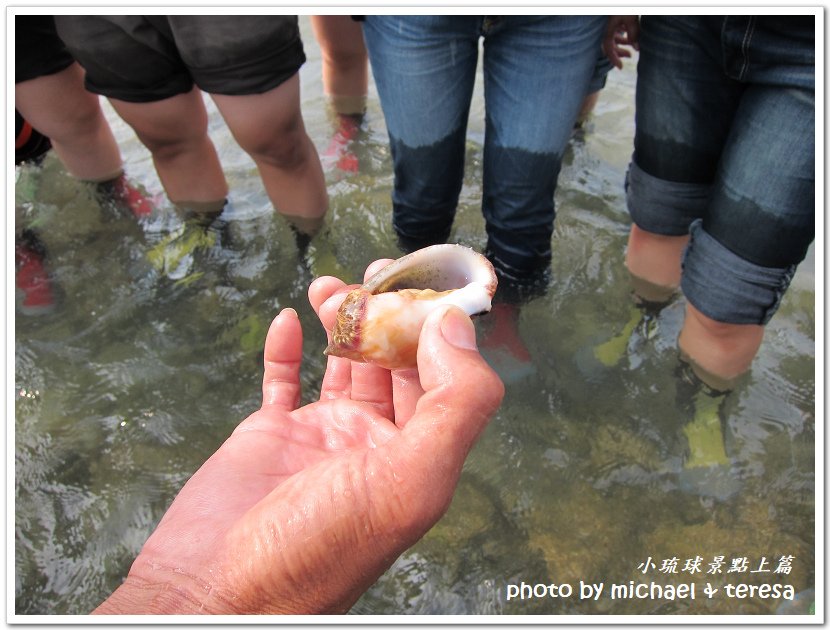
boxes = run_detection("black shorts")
[54,15,306,102]
[16,15,75,83]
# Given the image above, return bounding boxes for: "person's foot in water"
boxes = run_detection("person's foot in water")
[16,110,159,220]
[479,302,535,384]
[322,113,361,173]
[16,229,55,315]
[675,361,742,501]
[146,201,228,281]
[97,174,158,219]
[592,294,669,369]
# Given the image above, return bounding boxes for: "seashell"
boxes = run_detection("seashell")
[325,244,498,369]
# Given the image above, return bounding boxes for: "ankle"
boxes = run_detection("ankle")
[328,95,367,119]
[83,167,126,186]
[677,351,737,396]
[629,272,677,305]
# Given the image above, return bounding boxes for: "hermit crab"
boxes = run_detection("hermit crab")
[325,244,498,369]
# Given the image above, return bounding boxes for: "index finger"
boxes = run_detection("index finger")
[364,258,394,282]
[261,308,304,410]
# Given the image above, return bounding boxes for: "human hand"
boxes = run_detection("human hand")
[603,16,640,69]
[93,261,504,615]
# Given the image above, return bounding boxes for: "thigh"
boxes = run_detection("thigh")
[483,15,605,154]
[729,16,815,89]
[362,15,479,146]
[635,16,742,184]
[707,83,815,268]
[211,74,304,154]
[16,63,100,137]
[627,16,739,236]
[168,16,305,95]
[109,87,209,148]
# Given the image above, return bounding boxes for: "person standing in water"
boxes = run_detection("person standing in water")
[360,15,611,382]
[361,15,608,286]
[598,15,815,495]
[15,15,155,314]
[54,15,328,239]
[311,15,369,173]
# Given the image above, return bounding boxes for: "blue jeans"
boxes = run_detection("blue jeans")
[363,16,606,283]
[627,16,815,324]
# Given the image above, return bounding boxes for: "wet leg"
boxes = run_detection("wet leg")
[311,16,368,173]
[16,63,123,182]
[481,16,606,282]
[311,15,368,116]
[678,303,764,390]
[624,224,686,302]
[589,224,687,368]
[109,88,228,207]
[212,74,327,233]
[362,16,479,249]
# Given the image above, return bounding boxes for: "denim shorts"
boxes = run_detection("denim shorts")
[626,16,815,325]
[15,16,75,83]
[55,16,305,101]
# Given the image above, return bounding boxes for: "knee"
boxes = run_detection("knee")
[684,302,764,346]
[685,304,734,339]
[141,131,209,162]
[49,97,109,145]
[66,96,101,125]
[137,116,211,161]
[679,302,765,384]
[240,121,310,171]
[625,224,688,290]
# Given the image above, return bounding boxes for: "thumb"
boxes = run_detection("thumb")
[398,305,504,478]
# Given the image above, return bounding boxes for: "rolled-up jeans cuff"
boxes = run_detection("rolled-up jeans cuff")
[681,220,797,325]
[626,161,710,236]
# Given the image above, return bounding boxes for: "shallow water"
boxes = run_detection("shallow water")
[14,17,816,616]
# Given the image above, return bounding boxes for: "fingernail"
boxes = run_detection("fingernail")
[280,307,298,319]
[440,307,477,351]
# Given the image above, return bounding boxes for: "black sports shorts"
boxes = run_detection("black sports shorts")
[55,15,306,101]
[16,15,75,83]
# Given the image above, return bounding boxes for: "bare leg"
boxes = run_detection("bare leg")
[15,63,123,182]
[679,303,764,390]
[575,90,600,128]
[627,224,764,387]
[311,15,368,116]
[625,223,688,302]
[592,224,680,366]
[109,88,228,206]
[211,74,327,227]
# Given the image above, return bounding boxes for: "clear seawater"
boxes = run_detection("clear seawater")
[14,16,816,616]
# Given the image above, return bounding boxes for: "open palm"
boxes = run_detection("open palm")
[95,266,504,615]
